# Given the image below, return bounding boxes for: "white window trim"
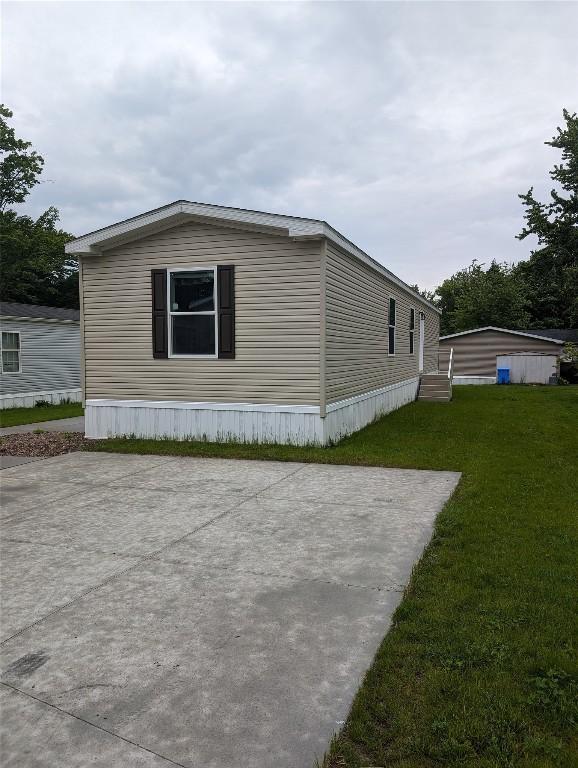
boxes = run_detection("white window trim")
[409,307,415,356]
[388,297,396,356]
[1,330,22,374]
[167,266,218,359]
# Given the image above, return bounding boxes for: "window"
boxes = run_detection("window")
[1,331,21,373]
[168,268,217,356]
[388,298,396,355]
[409,308,415,355]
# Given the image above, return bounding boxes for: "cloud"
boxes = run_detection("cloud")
[3,1,577,289]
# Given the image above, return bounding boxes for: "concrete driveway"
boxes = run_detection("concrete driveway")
[0,452,460,768]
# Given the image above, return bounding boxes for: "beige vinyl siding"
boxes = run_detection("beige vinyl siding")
[81,221,321,404]
[440,330,562,376]
[325,243,439,403]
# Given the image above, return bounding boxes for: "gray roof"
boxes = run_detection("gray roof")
[0,302,80,322]
[525,328,578,343]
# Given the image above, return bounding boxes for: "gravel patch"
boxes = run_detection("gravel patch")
[0,431,89,457]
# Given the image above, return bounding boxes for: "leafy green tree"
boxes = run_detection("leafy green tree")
[409,284,437,304]
[0,207,78,309]
[436,260,530,336]
[0,106,78,308]
[516,109,578,327]
[0,104,44,211]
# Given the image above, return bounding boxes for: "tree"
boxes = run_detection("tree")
[0,207,78,308]
[409,284,437,304]
[516,109,578,327]
[0,105,78,308]
[0,104,44,211]
[435,260,530,336]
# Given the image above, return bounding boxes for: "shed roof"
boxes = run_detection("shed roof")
[0,301,80,322]
[64,200,439,314]
[439,326,563,345]
[526,328,578,343]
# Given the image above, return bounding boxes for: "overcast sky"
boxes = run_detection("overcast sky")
[3,1,577,289]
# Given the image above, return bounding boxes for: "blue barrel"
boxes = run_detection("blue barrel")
[497,368,510,384]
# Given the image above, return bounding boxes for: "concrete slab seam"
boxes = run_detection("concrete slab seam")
[151,556,406,593]
[1,537,140,561]
[0,464,308,646]
[0,682,187,767]
[0,455,181,519]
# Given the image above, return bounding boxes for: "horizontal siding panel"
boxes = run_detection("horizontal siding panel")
[82,221,321,404]
[0,318,80,395]
[325,243,439,402]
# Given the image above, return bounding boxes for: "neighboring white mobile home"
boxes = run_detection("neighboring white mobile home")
[65,201,440,445]
[0,302,81,409]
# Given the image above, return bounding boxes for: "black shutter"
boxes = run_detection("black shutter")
[151,269,168,359]
[217,265,235,359]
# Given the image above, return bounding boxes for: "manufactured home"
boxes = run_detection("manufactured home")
[65,201,441,445]
[0,302,81,409]
[439,326,564,384]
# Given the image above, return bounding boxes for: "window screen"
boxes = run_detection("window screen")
[169,270,216,356]
[1,332,20,373]
[388,298,396,355]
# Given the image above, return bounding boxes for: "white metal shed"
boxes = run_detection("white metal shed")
[496,352,558,385]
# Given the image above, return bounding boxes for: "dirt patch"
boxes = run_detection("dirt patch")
[0,431,89,457]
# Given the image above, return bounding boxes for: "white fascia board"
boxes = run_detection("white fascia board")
[440,326,563,344]
[65,200,439,314]
[65,201,302,255]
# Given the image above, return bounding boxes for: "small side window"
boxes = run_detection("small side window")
[1,331,21,373]
[409,308,415,355]
[388,298,396,355]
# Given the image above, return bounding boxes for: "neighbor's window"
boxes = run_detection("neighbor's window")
[409,308,415,355]
[388,298,396,355]
[1,331,20,373]
[169,269,216,356]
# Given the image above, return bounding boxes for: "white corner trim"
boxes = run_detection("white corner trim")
[440,327,563,344]
[64,200,439,314]
[86,399,320,414]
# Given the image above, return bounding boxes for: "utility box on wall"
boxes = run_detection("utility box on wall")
[496,353,558,385]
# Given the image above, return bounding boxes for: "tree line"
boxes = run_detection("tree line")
[1,105,576,330]
[419,109,577,334]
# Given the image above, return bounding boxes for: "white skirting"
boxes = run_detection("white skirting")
[0,388,82,410]
[452,376,496,385]
[324,377,419,444]
[85,377,420,446]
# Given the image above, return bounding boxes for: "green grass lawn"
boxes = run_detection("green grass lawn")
[0,401,84,428]
[86,386,578,767]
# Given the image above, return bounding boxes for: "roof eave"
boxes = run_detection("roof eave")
[440,326,563,344]
[65,202,298,256]
[65,201,440,314]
